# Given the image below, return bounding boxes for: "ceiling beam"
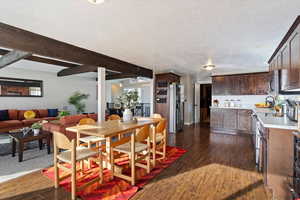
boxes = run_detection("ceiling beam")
[57,65,97,77]
[0,22,153,78]
[0,50,31,69]
[106,73,138,80]
[0,48,79,68]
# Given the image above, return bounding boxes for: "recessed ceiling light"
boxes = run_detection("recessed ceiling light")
[87,0,105,4]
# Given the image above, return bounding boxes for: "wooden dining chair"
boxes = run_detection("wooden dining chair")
[77,118,105,168]
[53,131,103,200]
[107,114,121,121]
[151,118,167,162]
[111,125,151,185]
[151,113,162,119]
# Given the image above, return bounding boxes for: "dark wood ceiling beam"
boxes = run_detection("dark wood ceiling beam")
[0,22,153,78]
[0,48,79,68]
[0,50,31,69]
[106,73,138,80]
[57,65,97,77]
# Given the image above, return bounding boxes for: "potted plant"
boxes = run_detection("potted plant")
[58,110,71,119]
[117,90,139,122]
[68,91,90,114]
[31,122,42,135]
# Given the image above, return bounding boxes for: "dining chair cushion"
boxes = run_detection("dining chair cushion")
[113,142,148,154]
[79,136,105,143]
[150,134,164,143]
[57,146,97,163]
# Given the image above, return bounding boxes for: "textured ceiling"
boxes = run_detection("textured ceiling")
[1,0,300,80]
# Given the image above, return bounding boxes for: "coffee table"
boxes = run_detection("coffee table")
[8,130,52,162]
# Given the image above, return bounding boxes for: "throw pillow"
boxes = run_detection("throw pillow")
[24,110,36,119]
[0,110,9,121]
[48,109,58,117]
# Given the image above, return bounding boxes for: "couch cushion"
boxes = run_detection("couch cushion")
[0,110,9,121]
[22,118,41,126]
[0,120,23,129]
[8,110,19,120]
[87,113,98,121]
[18,110,28,120]
[37,109,48,118]
[48,109,58,117]
[42,117,58,121]
[60,114,87,125]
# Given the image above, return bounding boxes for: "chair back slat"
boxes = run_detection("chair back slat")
[53,131,72,150]
[156,118,167,134]
[151,113,162,119]
[136,125,150,142]
[108,114,121,121]
[78,118,96,125]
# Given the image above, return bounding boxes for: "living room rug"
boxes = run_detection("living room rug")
[42,146,186,200]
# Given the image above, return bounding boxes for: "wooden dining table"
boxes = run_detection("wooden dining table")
[66,118,161,171]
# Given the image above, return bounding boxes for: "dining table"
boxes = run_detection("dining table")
[66,117,161,172]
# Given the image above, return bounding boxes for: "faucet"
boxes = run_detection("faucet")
[265,96,275,108]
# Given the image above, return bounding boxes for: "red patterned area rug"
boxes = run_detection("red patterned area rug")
[42,146,186,200]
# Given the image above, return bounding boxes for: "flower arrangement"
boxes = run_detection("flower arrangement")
[117,90,139,109]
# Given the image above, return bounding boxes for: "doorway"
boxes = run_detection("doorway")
[200,84,212,124]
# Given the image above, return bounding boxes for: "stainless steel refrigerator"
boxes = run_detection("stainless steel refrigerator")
[169,83,184,133]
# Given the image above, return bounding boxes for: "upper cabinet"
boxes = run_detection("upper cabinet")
[268,16,300,91]
[212,72,270,96]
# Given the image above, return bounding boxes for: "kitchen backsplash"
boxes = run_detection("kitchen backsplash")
[212,95,269,108]
[212,95,300,108]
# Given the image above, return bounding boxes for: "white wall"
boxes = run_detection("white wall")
[0,67,97,114]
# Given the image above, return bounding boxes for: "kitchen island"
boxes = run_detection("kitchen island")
[211,106,298,199]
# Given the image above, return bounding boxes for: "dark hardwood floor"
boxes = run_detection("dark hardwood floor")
[0,124,269,200]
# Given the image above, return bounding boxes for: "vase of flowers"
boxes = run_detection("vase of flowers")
[117,90,139,122]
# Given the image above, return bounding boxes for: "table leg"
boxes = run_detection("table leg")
[18,142,24,162]
[105,137,112,170]
[152,125,156,167]
[130,131,136,185]
[76,131,80,146]
[47,135,51,154]
[12,139,16,157]
[38,139,43,150]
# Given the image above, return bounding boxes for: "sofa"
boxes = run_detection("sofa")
[42,113,97,140]
[0,109,59,133]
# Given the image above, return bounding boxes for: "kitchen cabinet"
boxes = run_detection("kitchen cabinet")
[223,109,237,129]
[210,108,253,134]
[210,108,224,128]
[268,16,300,92]
[212,72,269,96]
[237,109,252,131]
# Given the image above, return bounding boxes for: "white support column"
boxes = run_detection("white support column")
[150,71,155,116]
[97,67,106,122]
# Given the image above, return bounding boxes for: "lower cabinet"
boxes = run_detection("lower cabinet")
[210,108,253,134]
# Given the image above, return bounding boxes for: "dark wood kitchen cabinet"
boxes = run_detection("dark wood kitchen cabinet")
[212,72,269,96]
[268,16,300,91]
[237,109,252,131]
[210,108,253,134]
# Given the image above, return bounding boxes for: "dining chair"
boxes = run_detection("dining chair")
[53,131,103,200]
[77,118,105,168]
[111,125,151,185]
[151,118,167,162]
[107,114,121,121]
[151,113,162,119]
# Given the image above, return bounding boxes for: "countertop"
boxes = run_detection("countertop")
[211,106,298,130]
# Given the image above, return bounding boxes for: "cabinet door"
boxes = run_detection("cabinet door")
[210,109,224,128]
[240,75,255,95]
[288,31,300,89]
[281,45,290,91]
[212,77,225,95]
[230,76,241,95]
[238,109,252,132]
[255,73,270,95]
[223,109,237,130]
